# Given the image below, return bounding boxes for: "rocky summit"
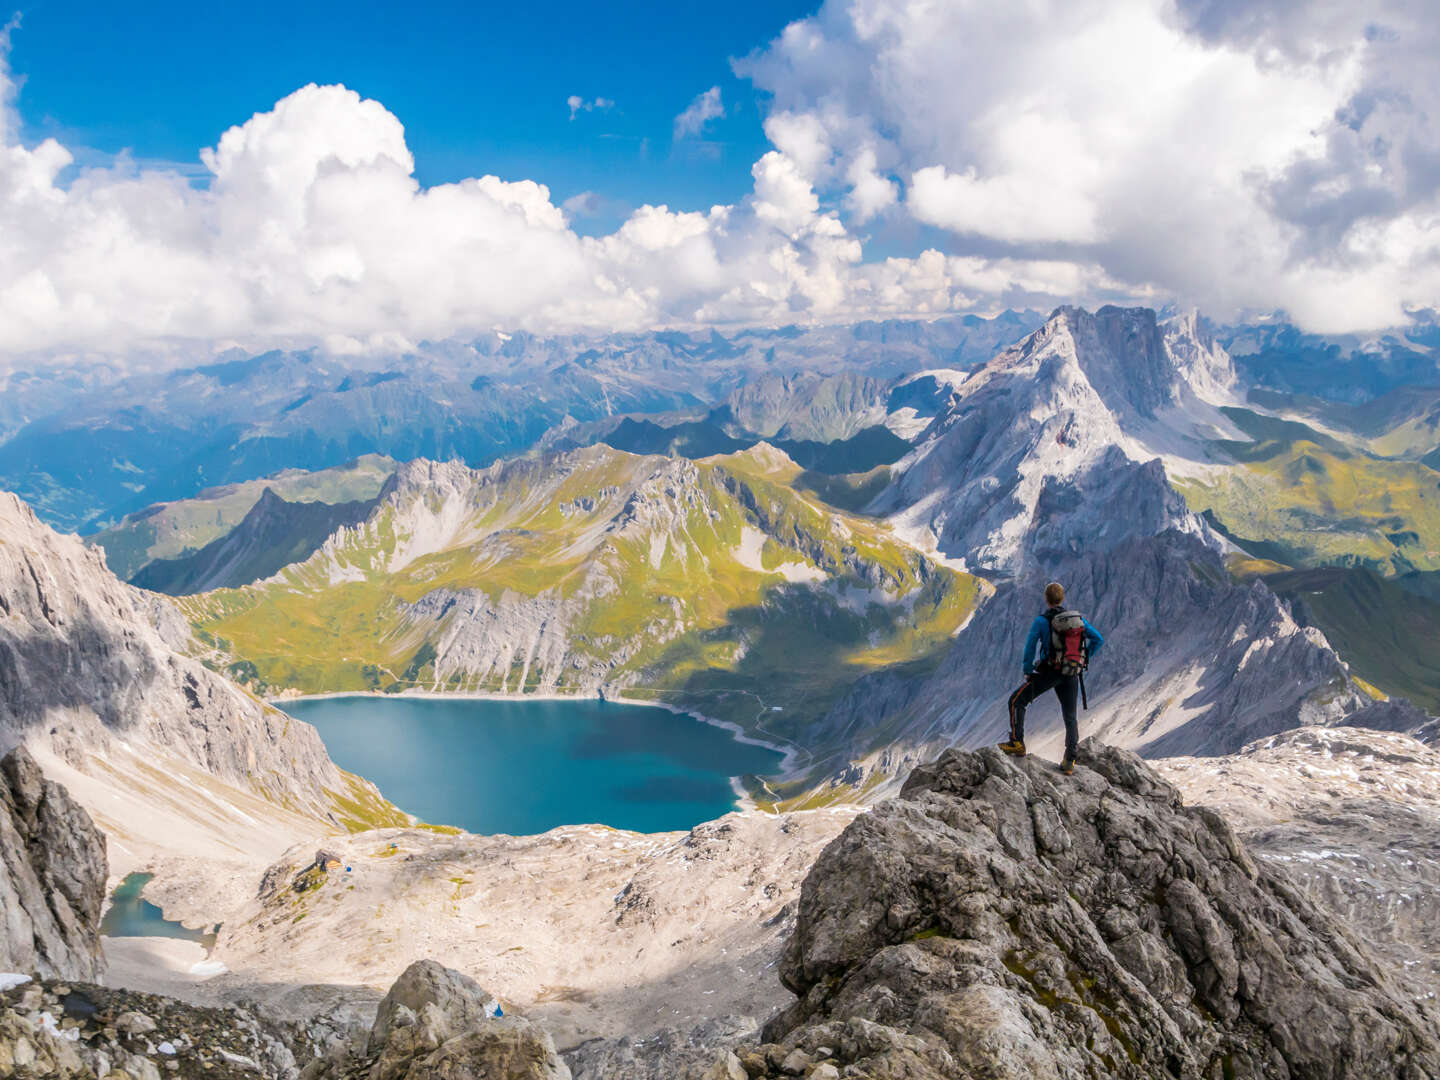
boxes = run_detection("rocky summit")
[741,740,1440,1080]
[4,738,1440,1078]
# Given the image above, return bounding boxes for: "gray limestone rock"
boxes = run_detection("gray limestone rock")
[308,960,570,1080]
[0,491,371,824]
[744,740,1440,1079]
[0,745,107,980]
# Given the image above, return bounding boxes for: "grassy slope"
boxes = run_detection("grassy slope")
[94,455,397,580]
[1260,567,1440,715]
[181,446,982,753]
[1173,407,1440,573]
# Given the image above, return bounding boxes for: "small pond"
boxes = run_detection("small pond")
[99,873,219,949]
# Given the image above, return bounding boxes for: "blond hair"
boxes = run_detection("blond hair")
[1044,582,1065,606]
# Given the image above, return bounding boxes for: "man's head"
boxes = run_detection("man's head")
[1044,581,1065,607]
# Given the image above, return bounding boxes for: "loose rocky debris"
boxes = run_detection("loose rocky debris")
[565,1016,758,1079]
[0,974,300,1078]
[737,740,1440,1080]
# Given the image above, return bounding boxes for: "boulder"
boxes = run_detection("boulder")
[742,740,1440,1080]
[306,960,569,1080]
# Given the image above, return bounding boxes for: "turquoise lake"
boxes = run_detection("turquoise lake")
[280,695,785,835]
[100,872,218,947]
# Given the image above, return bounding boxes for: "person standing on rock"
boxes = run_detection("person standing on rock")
[998,581,1104,774]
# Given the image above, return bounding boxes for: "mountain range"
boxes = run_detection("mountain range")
[3,300,1440,1077]
[49,303,1434,808]
[0,312,1042,535]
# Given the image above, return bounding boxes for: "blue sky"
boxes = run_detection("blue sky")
[0,1,1430,359]
[11,0,817,232]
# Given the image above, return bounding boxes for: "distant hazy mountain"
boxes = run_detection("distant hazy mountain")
[1219,315,1440,403]
[0,312,1043,534]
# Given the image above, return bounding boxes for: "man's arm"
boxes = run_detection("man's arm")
[1022,616,1044,675]
[1083,619,1104,661]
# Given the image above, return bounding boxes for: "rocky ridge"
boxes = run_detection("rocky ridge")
[874,305,1240,574]
[131,487,377,595]
[740,740,1440,1080]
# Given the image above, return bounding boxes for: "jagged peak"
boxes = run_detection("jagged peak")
[981,303,1235,418]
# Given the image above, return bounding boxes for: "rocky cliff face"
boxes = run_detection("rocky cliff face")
[0,491,387,829]
[875,305,1239,574]
[743,741,1440,1080]
[0,746,107,981]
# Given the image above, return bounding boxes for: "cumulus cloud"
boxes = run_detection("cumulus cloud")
[739,0,1440,332]
[566,95,614,120]
[1,35,1053,362]
[10,2,1435,361]
[673,86,724,139]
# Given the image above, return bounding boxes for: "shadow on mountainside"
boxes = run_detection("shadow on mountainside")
[627,588,960,784]
[0,606,163,736]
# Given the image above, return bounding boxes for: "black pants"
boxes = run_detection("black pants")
[1008,669,1080,761]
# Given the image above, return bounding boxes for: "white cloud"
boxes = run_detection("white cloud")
[739,0,1440,332]
[0,39,1022,361]
[673,86,725,140]
[567,95,615,120]
[9,2,1438,362]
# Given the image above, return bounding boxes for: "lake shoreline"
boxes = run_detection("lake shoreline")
[272,688,798,817]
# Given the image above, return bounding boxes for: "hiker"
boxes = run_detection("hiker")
[998,581,1104,775]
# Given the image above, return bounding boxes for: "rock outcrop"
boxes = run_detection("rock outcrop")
[0,746,107,981]
[0,491,382,825]
[305,960,571,1080]
[1158,726,1440,1005]
[743,740,1440,1079]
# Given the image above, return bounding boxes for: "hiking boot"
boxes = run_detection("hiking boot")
[998,740,1026,757]
[1059,757,1076,775]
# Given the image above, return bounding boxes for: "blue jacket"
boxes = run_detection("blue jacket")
[1022,609,1104,675]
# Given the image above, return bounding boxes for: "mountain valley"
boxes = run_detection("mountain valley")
[4,304,1440,1078]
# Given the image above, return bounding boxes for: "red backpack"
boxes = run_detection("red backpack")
[1047,610,1089,675]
